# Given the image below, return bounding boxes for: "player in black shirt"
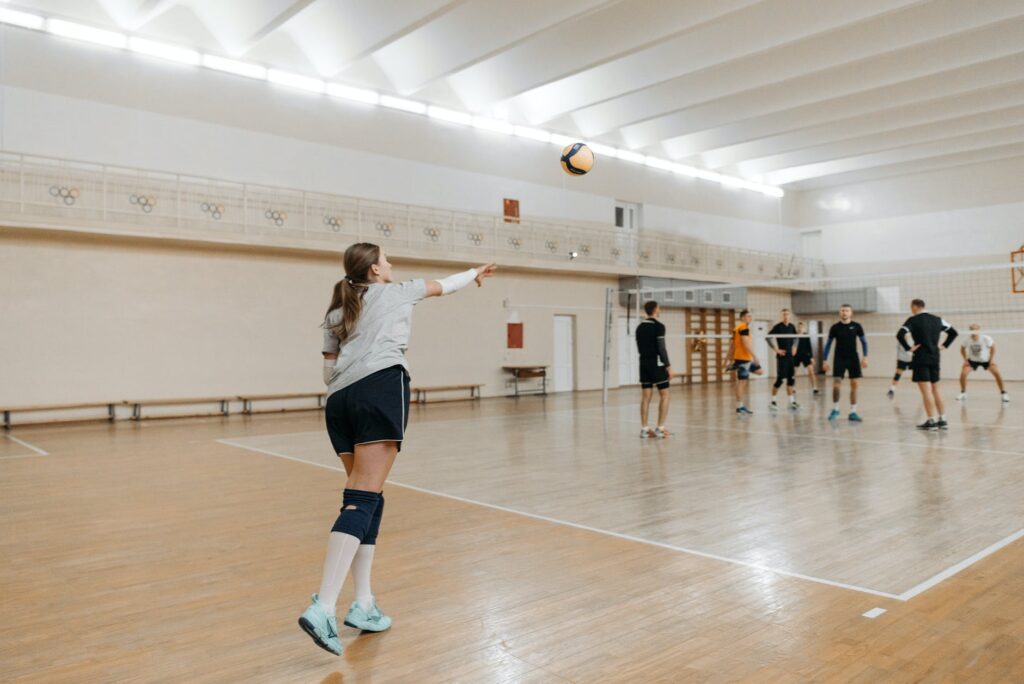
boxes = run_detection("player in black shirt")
[768,309,799,411]
[793,321,820,395]
[897,298,958,431]
[821,304,868,422]
[636,300,672,438]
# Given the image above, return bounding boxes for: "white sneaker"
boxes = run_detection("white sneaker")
[957,393,966,401]
[640,428,653,439]
[654,427,670,439]
[1002,393,1010,403]
[769,401,778,411]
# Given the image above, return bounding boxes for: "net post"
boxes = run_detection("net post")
[602,287,614,405]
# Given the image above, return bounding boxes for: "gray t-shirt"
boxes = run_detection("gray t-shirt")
[323,279,427,394]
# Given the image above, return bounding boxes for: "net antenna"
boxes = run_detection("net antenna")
[1013,244,1024,294]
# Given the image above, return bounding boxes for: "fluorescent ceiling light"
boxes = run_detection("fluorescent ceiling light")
[0,8,44,29]
[129,37,199,65]
[762,186,785,198]
[428,106,472,126]
[644,157,675,172]
[327,83,379,105]
[549,133,577,147]
[615,150,646,164]
[47,19,126,49]
[586,142,617,157]
[380,95,426,114]
[719,175,745,188]
[202,54,266,79]
[267,69,325,93]
[512,126,551,143]
[473,117,513,135]
[673,164,699,178]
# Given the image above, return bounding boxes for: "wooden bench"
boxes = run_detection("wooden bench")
[237,392,326,414]
[410,384,482,404]
[2,401,118,429]
[502,365,548,397]
[125,397,233,421]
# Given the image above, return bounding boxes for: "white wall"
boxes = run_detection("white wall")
[0,27,798,253]
[795,156,1024,265]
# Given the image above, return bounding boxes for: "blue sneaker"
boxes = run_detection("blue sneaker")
[344,598,392,632]
[736,406,754,415]
[848,412,862,422]
[298,594,342,655]
[828,408,840,421]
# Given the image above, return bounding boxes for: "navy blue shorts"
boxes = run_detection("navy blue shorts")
[325,365,410,455]
[730,360,761,380]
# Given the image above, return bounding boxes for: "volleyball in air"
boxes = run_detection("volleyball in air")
[560,142,594,176]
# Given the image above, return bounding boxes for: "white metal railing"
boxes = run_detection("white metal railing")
[0,152,824,281]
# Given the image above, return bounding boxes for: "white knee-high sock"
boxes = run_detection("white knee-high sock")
[350,545,376,611]
[317,532,362,616]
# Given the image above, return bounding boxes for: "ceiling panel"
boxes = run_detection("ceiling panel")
[10,0,1024,189]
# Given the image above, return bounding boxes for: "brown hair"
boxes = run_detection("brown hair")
[643,300,659,316]
[911,298,925,308]
[324,243,380,342]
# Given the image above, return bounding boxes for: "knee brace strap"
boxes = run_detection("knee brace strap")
[331,489,381,541]
[362,492,385,546]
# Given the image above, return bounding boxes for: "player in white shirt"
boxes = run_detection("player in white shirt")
[887,339,914,398]
[958,324,1009,402]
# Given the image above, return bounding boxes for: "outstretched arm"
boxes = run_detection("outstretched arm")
[425,263,497,298]
[941,320,958,349]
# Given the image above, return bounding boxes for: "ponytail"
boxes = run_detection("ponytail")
[323,243,380,342]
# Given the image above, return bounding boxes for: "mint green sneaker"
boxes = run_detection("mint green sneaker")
[298,594,342,655]
[344,598,392,632]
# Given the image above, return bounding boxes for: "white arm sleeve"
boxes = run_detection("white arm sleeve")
[323,358,335,385]
[437,268,477,295]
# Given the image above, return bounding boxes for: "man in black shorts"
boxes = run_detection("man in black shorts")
[898,298,958,430]
[793,321,820,395]
[636,300,672,438]
[821,304,868,422]
[768,308,799,411]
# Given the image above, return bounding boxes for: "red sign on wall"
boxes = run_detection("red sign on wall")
[507,322,523,349]
[503,198,520,223]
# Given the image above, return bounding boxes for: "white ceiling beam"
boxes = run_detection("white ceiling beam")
[573,0,1024,137]
[767,125,1024,186]
[738,104,1024,177]
[279,0,464,77]
[512,0,924,125]
[446,0,762,112]
[660,53,1024,161]
[369,0,612,97]
[702,81,1024,170]
[623,18,1024,151]
[790,145,1024,191]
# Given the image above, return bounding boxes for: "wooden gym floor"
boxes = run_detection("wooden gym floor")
[2,378,1024,682]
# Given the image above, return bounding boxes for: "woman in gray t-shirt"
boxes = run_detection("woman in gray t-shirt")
[298,241,495,656]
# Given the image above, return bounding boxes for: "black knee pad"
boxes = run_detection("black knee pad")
[892,373,901,381]
[786,377,795,387]
[773,378,784,389]
[331,489,381,541]
[362,493,385,546]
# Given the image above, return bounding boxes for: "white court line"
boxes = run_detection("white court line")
[566,408,1024,460]
[896,527,1024,601]
[217,437,901,601]
[3,434,48,456]
[862,607,887,619]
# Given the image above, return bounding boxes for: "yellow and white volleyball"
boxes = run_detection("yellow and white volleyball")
[560,142,594,176]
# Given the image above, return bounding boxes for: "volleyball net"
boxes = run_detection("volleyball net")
[604,260,1024,390]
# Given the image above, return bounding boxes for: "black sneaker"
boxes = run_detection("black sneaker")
[916,419,938,431]
[936,419,948,430]
[813,389,821,395]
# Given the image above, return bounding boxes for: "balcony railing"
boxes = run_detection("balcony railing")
[0,152,823,281]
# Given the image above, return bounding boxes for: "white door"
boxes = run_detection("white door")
[752,320,770,379]
[552,315,575,392]
[618,316,640,386]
